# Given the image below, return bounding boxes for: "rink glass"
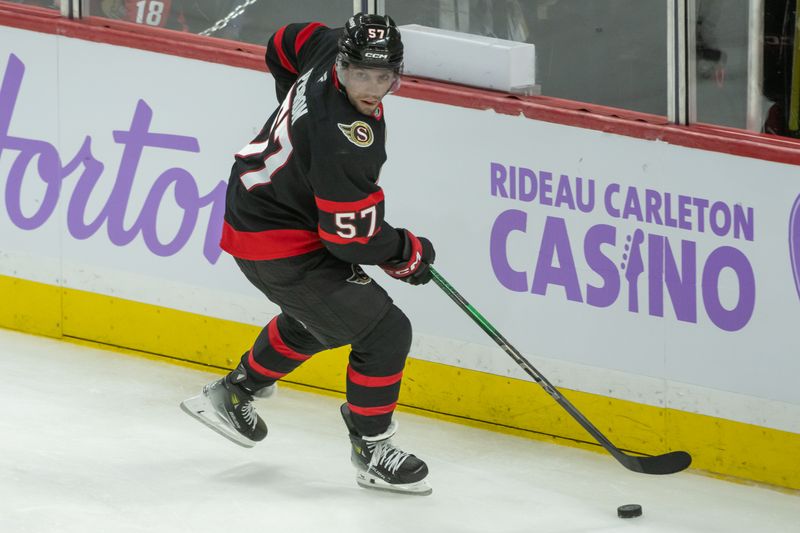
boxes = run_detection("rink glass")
[83,0,352,46]
[386,0,669,117]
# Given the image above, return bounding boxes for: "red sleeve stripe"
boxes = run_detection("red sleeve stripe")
[247,347,287,379]
[347,365,403,387]
[268,318,312,362]
[272,25,298,74]
[318,227,375,245]
[347,402,397,417]
[294,22,324,54]
[315,190,384,213]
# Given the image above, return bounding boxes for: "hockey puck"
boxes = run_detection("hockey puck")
[617,504,642,519]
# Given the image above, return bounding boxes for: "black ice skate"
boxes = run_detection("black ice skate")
[180,365,273,448]
[340,404,432,496]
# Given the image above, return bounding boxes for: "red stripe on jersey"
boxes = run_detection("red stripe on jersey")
[347,365,403,387]
[272,25,298,74]
[220,222,323,260]
[318,227,378,245]
[247,347,287,379]
[332,65,341,90]
[347,402,397,417]
[314,190,384,213]
[294,22,324,55]
[268,318,312,361]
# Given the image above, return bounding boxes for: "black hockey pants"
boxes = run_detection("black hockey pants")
[233,250,412,436]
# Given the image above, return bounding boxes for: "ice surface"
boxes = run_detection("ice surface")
[0,328,797,533]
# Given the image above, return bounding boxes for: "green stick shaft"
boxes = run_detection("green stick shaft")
[429,267,559,398]
[426,262,692,474]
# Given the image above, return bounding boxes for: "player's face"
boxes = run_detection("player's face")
[342,66,397,116]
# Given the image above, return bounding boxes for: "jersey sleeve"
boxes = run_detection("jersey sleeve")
[309,156,403,266]
[266,22,328,103]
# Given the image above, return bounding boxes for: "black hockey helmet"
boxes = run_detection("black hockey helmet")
[338,13,403,71]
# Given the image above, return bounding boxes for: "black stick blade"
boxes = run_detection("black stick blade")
[620,451,692,475]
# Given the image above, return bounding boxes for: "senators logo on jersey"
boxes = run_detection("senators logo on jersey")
[337,121,374,148]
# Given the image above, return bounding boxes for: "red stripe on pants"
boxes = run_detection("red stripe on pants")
[268,318,312,361]
[347,402,397,417]
[247,347,287,379]
[347,365,403,387]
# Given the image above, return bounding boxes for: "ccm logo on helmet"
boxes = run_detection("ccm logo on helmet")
[365,52,389,59]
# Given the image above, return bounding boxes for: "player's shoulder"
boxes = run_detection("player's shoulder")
[275,22,337,52]
[311,26,342,52]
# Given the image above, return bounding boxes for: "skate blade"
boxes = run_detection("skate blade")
[355,471,433,496]
[179,393,257,449]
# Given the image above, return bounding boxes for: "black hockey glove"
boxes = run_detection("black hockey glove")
[381,229,436,285]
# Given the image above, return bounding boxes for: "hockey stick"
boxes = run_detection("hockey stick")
[429,266,692,475]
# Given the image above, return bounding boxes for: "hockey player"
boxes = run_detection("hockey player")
[181,13,435,496]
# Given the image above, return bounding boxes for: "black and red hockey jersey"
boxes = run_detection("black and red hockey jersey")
[219,22,404,266]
